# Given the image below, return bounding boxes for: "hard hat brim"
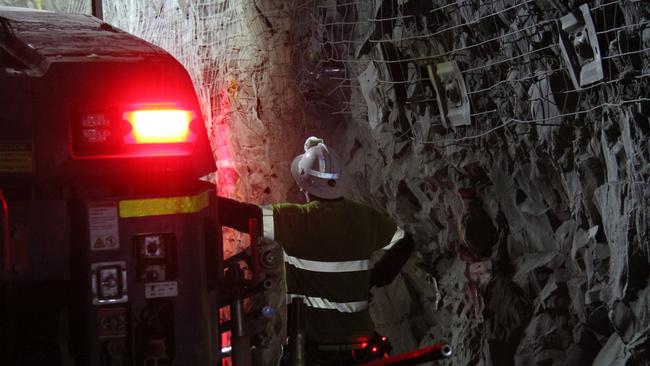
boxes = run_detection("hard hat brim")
[291,154,344,199]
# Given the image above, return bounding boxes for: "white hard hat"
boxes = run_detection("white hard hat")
[291,137,343,199]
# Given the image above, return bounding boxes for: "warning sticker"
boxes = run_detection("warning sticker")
[0,142,33,173]
[145,281,178,299]
[88,201,120,251]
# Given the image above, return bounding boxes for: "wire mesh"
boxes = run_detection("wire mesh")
[290,0,650,151]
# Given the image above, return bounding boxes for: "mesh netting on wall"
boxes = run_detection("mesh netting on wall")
[292,0,649,247]
[294,0,649,140]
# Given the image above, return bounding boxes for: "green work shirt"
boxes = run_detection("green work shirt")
[261,198,399,343]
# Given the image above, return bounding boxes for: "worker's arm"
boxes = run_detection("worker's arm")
[216,196,263,234]
[369,232,414,288]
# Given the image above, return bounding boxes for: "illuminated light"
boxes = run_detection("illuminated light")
[372,346,378,353]
[123,109,195,144]
[361,342,368,349]
[381,336,387,342]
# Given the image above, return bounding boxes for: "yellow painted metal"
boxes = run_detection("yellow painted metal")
[119,190,209,218]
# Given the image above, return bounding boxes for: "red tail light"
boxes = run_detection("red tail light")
[71,105,199,157]
[123,109,196,144]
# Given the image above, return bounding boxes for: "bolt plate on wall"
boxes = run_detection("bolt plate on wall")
[558,4,603,90]
[428,61,471,129]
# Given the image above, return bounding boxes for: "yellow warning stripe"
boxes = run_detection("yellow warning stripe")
[119,190,209,218]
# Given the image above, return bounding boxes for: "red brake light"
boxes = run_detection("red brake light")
[71,105,201,157]
[123,109,195,144]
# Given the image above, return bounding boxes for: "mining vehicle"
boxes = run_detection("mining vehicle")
[0,6,227,365]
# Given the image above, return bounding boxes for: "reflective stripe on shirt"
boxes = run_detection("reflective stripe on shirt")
[261,205,274,240]
[284,251,372,272]
[287,294,369,313]
[382,227,404,250]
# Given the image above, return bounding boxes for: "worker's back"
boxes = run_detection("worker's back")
[265,198,397,343]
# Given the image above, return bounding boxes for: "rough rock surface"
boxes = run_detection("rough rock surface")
[288,1,650,365]
[196,0,649,364]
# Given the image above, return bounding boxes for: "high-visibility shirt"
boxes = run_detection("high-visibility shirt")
[261,198,402,343]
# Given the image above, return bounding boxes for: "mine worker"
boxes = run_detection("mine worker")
[218,137,414,365]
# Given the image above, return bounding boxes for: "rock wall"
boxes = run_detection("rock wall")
[291,1,650,365]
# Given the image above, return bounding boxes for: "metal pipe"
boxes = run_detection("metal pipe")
[359,343,452,366]
[91,0,103,20]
